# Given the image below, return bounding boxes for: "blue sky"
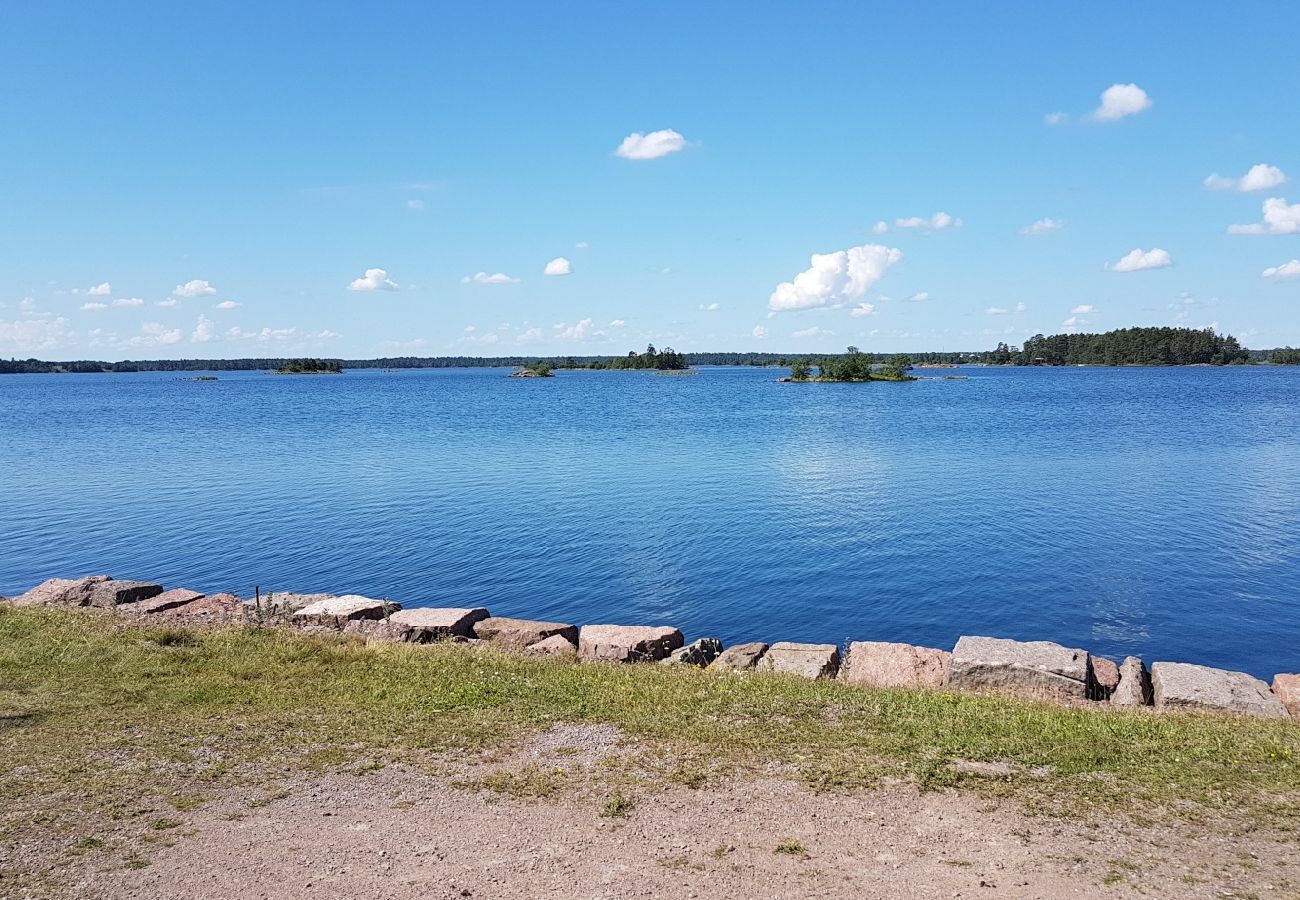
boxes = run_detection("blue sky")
[2,1,1298,359]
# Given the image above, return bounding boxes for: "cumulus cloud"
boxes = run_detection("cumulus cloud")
[516,327,543,344]
[457,326,501,345]
[1228,198,1300,235]
[0,315,73,351]
[1020,217,1063,236]
[226,326,298,342]
[1015,302,1027,312]
[543,257,572,276]
[850,302,876,318]
[752,325,767,339]
[792,325,832,339]
[192,314,216,343]
[1262,259,1300,280]
[216,300,240,309]
[699,302,720,311]
[112,297,144,308]
[768,243,902,312]
[575,241,589,249]
[614,129,687,160]
[1108,248,1173,272]
[173,279,216,298]
[890,212,961,232]
[80,302,107,311]
[872,221,889,234]
[1061,315,1087,332]
[1205,164,1287,193]
[155,298,178,308]
[1044,112,1068,126]
[133,322,182,346]
[1092,83,1152,121]
[907,292,930,303]
[74,282,112,296]
[461,271,520,285]
[349,268,400,291]
[1072,304,1096,314]
[553,318,601,341]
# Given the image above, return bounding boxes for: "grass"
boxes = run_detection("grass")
[601,792,635,818]
[774,839,808,857]
[1,606,1299,850]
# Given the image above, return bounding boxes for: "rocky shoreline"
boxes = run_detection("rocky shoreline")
[6,574,1297,720]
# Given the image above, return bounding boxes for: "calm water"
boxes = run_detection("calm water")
[2,366,1297,677]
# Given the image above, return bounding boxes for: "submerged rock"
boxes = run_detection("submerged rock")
[1111,657,1152,706]
[389,607,489,641]
[473,616,577,649]
[841,641,949,689]
[760,642,840,680]
[1151,662,1287,719]
[661,638,724,667]
[577,625,684,663]
[947,636,1089,700]
[710,642,769,672]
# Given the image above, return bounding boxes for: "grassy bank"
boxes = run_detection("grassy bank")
[2,606,1298,850]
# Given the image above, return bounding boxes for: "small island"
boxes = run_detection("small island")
[274,358,342,375]
[782,347,916,383]
[509,362,554,378]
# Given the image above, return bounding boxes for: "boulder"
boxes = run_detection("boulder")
[710,641,768,672]
[127,588,205,615]
[841,641,950,689]
[473,616,578,649]
[243,592,337,618]
[760,642,840,680]
[577,625,684,663]
[87,579,165,608]
[1272,674,1300,720]
[1089,656,1121,701]
[525,634,578,657]
[11,575,113,607]
[1151,662,1287,719]
[947,636,1089,699]
[661,638,723,667]
[341,618,416,643]
[155,592,244,622]
[388,607,488,642]
[1111,656,1153,706]
[292,595,400,629]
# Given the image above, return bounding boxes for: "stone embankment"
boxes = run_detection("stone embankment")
[5,575,1296,720]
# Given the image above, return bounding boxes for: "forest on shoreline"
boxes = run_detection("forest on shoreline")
[2,327,1297,374]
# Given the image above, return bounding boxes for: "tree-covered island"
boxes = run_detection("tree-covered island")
[274,358,342,374]
[785,347,916,382]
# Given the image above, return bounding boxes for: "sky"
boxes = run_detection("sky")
[1,1,1298,360]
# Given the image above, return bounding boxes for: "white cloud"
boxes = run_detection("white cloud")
[894,211,961,231]
[457,327,500,345]
[349,268,400,291]
[1228,198,1300,235]
[191,314,216,343]
[544,257,572,276]
[80,302,107,311]
[906,292,930,303]
[407,199,425,211]
[752,325,767,339]
[155,298,178,308]
[1061,316,1087,332]
[516,327,543,344]
[985,307,1009,316]
[1108,247,1173,272]
[576,241,589,249]
[132,322,182,346]
[1092,83,1152,121]
[850,302,876,318]
[0,315,73,351]
[1072,304,1096,314]
[112,297,144,308]
[1262,259,1300,280]
[1020,217,1063,236]
[872,221,889,234]
[768,243,902,312]
[173,279,217,298]
[216,300,240,310]
[554,317,600,341]
[1044,112,1068,126]
[699,302,720,311]
[1015,302,1027,312]
[74,282,112,296]
[1205,164,1287,193]
[614,129,687,160]
[792,325,831,339]
[609,319,626,328]
[461,271,520,285]
[226,326,297,342]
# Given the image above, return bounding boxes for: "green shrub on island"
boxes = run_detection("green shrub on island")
[580,344,689,371]
[788,348,915,382]
[274,358,342,374]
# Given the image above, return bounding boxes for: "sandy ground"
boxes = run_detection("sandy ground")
[12,725,1283,900]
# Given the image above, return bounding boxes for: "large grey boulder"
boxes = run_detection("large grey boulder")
[89,579,165,608]
[577,625,683,662]
[948,636,1089,699]
[760,642,840,680]
[710,642,768,672]
[341,618,416,643]
[389,607,489,641]
[661,638,723,667]
[1111,656,1153,706]
[244,592,338,619]
[11,575,163,609]
[292,595,401,628]
[1151,662,1287,719]
[473,616,577,649]
[842,641,949,689]
[127,588,205,615]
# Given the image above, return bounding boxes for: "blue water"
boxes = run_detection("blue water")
[2,366,1297,678]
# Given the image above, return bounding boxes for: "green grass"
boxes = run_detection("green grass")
[1,606,1298,845]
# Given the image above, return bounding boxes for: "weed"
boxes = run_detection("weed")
[601,792,635,818]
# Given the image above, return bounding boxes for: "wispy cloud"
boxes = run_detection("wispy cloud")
[173,279,216,298]
[1020,217,1063,236]
[1107,248,1172,272]
[462,271,520,285]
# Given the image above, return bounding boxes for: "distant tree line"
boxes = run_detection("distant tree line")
[985,327,1252,366]
[275,358,342,374]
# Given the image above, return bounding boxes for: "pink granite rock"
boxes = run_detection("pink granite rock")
[126,588,205,615]
[842,641,950,689]
[525,634,578,656]
[292,595,401,628]
[11,576,113,607]
[342,618,416,643]
[1272,674,1300,720]
[1089,656,1121,700]
[473,616,577,649]
[577,625,684,662]
[760,642,840,680]
[388,607,488,641]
